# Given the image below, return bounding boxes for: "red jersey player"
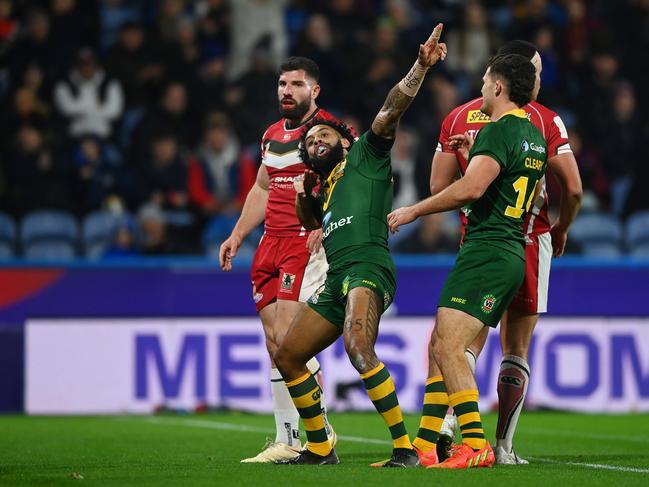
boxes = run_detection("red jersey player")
[219,57,344,462]
[429,41,582,464]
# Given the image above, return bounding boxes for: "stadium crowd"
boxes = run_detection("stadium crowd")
[0,0,648,258]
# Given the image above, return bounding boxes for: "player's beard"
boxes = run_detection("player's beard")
[305,140,345,178]
[279,97,310,122]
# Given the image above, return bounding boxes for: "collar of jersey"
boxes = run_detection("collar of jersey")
[499,108,527,119]
[325,159,347,188]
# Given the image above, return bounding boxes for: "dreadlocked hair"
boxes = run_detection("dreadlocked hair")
[298,118,356,164]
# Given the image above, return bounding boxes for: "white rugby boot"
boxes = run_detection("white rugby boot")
[436,413,458,462]
[494,445,529,465]
[240,438,301,463]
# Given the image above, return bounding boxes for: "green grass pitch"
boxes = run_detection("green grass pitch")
[1,412,648,486]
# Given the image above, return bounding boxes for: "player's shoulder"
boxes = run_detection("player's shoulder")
[313,108,337,122]
[527,100,558,120]
[261,119,286,142]
[447,97,483,117]
[442,97,489,135]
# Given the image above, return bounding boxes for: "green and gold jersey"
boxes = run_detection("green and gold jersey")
[464,109,548,258]
[318,131,395,273]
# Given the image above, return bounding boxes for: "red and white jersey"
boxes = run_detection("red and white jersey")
[261,108,341,237]
[437,98,572,236]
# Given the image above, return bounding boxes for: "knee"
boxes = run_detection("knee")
[265,336,279,358]
[431,336,446,365]
[273,345,290,375]
[344,337,376,374]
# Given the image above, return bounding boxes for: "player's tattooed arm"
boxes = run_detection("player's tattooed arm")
[371,86,415,139]
[294,170,322,230]
[371,23,446,139]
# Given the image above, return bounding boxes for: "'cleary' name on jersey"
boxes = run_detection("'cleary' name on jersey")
[316,131,395,271]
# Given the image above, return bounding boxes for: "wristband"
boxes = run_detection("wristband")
[398,60,429,97]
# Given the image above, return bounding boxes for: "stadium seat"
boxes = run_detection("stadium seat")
[23,241,76,261]
[21,210,79,244]
[625,210,649,251]
[0,212,17,258]
[580,242,622,258]
[20,210,79,258]
[569,213,623,248]
[82,211,137,258]
[203,217,261,261]
[164,209,196,227]
[630,243,649,258]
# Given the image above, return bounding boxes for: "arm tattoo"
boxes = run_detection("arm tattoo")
[371,84,414,139]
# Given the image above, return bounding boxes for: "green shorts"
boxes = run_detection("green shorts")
[307,262,395,329]
[438,241,525,327]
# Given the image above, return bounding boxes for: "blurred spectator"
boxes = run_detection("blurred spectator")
[552,128,608,213]
[293,13,341,110]
[130,81,197,164]
[3,125,72,215]
[624,124,649,217]
[73,136,133,213]
[577,49,620,144]
[509,0,565,40]
[187,113,256,217]
[20,63,50,102]
[6,9,59,85]
[444,0,495,94]
[352,19,406,125]
[137,202,191,254]
[561,0,596,66]
[99,0,144,51]
[391,127,419,209]
[195,0,230,58]
[102,214,140,258]
[195,54,227,114]
[137,202,171,255]
[600,82,643,216]
[411,73,461,199]
[48,0,98,69]
[1,86,51,147]
[533,25,560,104]
[325,0,373,52]
[168,16,202,87]
[54,47,124,141]
[137,132,188,210]
[227,0,288,81]
[105,21,163,108]
[225,41,279,146]
[0,0,18,44]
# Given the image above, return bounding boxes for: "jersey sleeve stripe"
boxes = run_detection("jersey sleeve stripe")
[436,142,442,152]
[527,103,546,135]
[556,143,573,154]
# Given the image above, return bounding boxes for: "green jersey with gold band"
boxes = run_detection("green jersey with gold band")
[318,131,394,273]
[464,109,548,259]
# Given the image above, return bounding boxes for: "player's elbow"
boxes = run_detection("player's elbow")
[302,219,321,231]
[430,178,450,196]
[461,182,485,203]
[567,181,583,204]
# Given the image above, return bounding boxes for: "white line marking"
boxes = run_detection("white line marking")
[524,427,649,445]
[126,417,649,473]
[529,456,649,474]
[137,417,392,446]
